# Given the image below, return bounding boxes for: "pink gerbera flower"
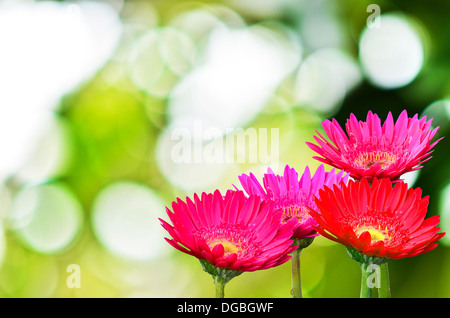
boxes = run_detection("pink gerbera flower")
[159,189,296,296]
[237,164,349,242]
[306,110,441,182]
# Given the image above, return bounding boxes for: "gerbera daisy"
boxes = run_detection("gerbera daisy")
[306,110,441,182]
[159,189,296,297]
[237,164,348,297]
[238,164,349,242]
[309,177,445,261]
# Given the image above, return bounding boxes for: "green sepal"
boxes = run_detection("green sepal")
[293,237,315,250]
[346,246,389,266]
[199,259,243,285]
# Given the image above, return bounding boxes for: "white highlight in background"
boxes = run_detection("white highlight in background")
[0,1,121,181]
[359,13,425,89]
[294,48,362,114]
[167,23,302,132]
[9,183,84,254]
[91,181,167,261]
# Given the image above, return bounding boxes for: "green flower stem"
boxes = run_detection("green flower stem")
[290,247,302,298]
[290,237,314,298]
[200,259,243,298]
[360,263,373,298]
[377,262,391,298]
[214,276,226,298]
[346,246,390,298]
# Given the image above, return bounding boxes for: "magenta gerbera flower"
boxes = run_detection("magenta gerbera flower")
[306,110,441,182]
[237,164,349,242]
[237,164,349,298]
[159,189,296,296]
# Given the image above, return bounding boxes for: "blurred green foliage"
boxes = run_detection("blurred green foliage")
[0,0,449,298]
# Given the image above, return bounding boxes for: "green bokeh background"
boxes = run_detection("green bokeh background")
[0,0,449,298]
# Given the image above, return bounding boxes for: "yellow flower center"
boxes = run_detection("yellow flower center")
[354,151,397,169]
[355,225,389,243]
[208,239,239,256]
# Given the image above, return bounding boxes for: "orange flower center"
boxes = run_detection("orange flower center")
[282,205,309,223]
[354,151,397,169]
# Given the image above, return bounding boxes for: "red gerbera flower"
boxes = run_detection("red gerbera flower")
[238,164,348,242]
[306,110,441,182]
[159,189,296,273]
[309,177,445,261]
